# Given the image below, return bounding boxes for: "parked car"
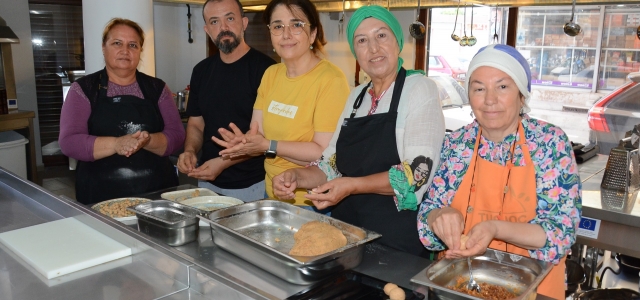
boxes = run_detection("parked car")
[429,73,473,132]
[587,72,640,154]
[429,55,467,83]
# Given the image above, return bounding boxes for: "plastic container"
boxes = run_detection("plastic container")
[0,131,28,179]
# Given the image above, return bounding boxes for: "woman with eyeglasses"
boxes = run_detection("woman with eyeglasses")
[271,6,445,257]
[213,0,350,207]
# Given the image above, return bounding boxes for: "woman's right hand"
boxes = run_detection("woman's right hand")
[273,170,299,200]
[428,207,466,251]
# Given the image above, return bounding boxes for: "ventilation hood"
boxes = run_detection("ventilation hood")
[0,16,19,44]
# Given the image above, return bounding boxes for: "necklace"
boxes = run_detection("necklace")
[465,123,520,225]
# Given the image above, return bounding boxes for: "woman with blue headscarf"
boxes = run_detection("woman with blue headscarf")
[418,44,581,298]
[273,5,445,257]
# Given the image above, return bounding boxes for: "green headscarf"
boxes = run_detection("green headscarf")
[346,5,425,77]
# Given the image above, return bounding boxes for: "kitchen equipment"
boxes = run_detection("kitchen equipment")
[467,5,477,46]
[91,197,151,219]
[127,200,205,246]
[600,137,640,192]
[411,249,553,299]
[200,200,381,284]
[493,6,499,43]
[451,1,461,41]
[338,0,345,35]
[0,217,131,279]
[566,259,586,295]
[409,0,425,40]
[179,195,243,211]
[615,253,640,278]
[160,188,218,202]
[460,4,469,47]
[600,188,637,214]
[572,288,640,300]
[287,270,426,300]
[563,0,582,37]
[176,91,185,112]
[466,257,481,292]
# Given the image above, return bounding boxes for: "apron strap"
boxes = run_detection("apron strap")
[349,67,407,119]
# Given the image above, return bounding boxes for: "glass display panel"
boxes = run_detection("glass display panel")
[599,6,640,90]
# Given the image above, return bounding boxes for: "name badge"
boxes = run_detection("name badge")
[267,100,298,119]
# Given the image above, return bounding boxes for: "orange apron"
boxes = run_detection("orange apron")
[450,123,565,299]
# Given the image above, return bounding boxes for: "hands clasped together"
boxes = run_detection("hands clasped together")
[429,207,497,259]
[115,131,150,157]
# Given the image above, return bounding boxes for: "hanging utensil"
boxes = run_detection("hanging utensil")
[467,5,477,46]
[338,0,345,35]
[451,1,461,41]
[186,4,193,43]
[459,3,469,47]
[410,0,426,39]
[563,0,582,37]
[493,5,499,43]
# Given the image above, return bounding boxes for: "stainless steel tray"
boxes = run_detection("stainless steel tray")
[128,200,206,246]
[199,200,381,285]
[411,249,553,300]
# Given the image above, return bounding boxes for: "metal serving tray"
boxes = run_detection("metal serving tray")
[128,200,206,246]
[199,200,381,285]
[410,249,553,300]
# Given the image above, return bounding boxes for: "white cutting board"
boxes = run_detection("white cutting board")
[0,217,132,279]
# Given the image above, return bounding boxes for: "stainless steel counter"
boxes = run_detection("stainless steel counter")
[576,154,640,258]
[0,167,563,299]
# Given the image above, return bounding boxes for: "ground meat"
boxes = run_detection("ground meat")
[289,221,347,256]
[96,199,147,218]
[448,276,517,300]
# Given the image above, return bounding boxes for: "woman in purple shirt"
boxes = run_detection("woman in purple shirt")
[59,18,185,205]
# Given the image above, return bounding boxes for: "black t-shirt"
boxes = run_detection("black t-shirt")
[187,48,276,189]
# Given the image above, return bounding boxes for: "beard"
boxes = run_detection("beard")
[214,30,242,54]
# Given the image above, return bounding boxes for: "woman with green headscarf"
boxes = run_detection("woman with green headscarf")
[272,5,445,257]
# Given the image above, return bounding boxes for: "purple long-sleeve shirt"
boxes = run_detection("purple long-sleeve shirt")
[59,81,185,162]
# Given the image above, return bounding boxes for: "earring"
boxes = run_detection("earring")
[310,45,313,50]
[470,111,475,118]
[272,48,276,52]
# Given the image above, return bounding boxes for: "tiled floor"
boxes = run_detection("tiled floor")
[39,166,77,201]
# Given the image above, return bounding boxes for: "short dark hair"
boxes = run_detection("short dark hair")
[102,18,145,49]
[202,0,244,22]
[262,0,326,55]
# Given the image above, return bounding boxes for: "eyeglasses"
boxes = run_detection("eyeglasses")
[268,21,307,36]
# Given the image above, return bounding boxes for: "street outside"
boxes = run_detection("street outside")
[529,108,590,145]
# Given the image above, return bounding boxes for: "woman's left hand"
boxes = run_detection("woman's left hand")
[305,177,354,209]
[215,122,267,158]
[444,221,497,259]
[212,122,245,149]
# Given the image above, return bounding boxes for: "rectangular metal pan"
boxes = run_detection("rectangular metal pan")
[128,200,206,246]
[199,200,381,285]
[410,249,553,300]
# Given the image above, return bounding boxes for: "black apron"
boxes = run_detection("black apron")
[334,68,431,258]
[76,70,178,205]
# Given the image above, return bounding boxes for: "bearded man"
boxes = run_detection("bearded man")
[177,0,276,200]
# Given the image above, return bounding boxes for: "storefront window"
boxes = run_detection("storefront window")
[516,6,601,89]
[427,6,508,81]
[599,6,640,90]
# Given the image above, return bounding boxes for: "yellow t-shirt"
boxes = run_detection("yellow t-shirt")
[254,59,350,205]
